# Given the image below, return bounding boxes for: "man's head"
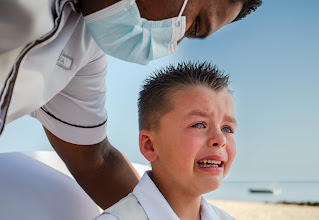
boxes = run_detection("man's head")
[138,62,237,196]
[137,0,262,39]
[81,0,262,40]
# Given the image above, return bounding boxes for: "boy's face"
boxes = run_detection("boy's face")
[150,86,236,196]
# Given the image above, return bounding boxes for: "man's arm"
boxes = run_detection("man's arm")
[43,127,139,209]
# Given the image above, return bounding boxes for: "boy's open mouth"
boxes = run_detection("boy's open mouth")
[197,160,224,168]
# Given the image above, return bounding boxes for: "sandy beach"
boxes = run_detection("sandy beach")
[209,200,319,220]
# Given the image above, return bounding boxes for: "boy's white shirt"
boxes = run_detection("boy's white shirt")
[97,171,227,220]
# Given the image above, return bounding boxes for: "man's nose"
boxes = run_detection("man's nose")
[207,130,226,148]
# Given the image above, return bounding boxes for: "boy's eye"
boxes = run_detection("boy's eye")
[222,126,234,133]
[191,122,206,129]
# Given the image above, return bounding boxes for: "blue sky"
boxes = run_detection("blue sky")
[1,0,319,181]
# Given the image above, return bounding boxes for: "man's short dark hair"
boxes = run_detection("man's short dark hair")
[138,61,230,131]
[232,0,262,22]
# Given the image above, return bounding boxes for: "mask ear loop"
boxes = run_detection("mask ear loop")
[177,0,189,23]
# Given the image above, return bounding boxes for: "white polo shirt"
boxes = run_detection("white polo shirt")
[97,171,234,220]
[0,0,108,145]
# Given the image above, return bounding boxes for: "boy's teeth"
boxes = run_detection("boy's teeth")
[199,163,219,167]
[198,160,221,165]
[198,160,222,167]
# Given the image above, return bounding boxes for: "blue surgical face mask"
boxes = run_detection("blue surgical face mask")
[84,0,188,65]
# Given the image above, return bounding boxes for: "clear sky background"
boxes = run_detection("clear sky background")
[1,0,318,181]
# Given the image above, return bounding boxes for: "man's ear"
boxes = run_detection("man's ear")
[139,130,157,162]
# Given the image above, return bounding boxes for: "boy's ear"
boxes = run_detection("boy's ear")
[139,130,157,162]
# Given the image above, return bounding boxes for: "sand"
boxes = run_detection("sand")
[209,200,319,220]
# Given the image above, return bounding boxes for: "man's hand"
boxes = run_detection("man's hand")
[43,127,140,209]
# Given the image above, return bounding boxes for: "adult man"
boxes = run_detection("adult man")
[0,0,262,209]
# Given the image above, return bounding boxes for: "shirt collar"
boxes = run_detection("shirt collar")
[200,197,219,220]
[133,171,220,220]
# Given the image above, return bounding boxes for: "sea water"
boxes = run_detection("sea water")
[205,181,319,204]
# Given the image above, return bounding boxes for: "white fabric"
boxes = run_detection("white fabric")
[84,0,135,23]
[97,171,223,220]
[0,0,54,54]
[0,151,152,220]
[0,151,101,220]
[2,0,108,145]
[98,214,119,220]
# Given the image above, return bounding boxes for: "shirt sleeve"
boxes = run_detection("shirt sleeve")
[31,49,108,145]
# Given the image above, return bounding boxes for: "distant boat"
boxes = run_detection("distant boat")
[249,188,281,195]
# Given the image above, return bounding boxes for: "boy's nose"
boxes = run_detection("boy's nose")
[208,131,226,148]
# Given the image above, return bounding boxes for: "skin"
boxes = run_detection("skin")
[44,128,139,209]
[48,0,243,209]
[139,86,236,220]
[80,0,244,39]
[137,0,243,40]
